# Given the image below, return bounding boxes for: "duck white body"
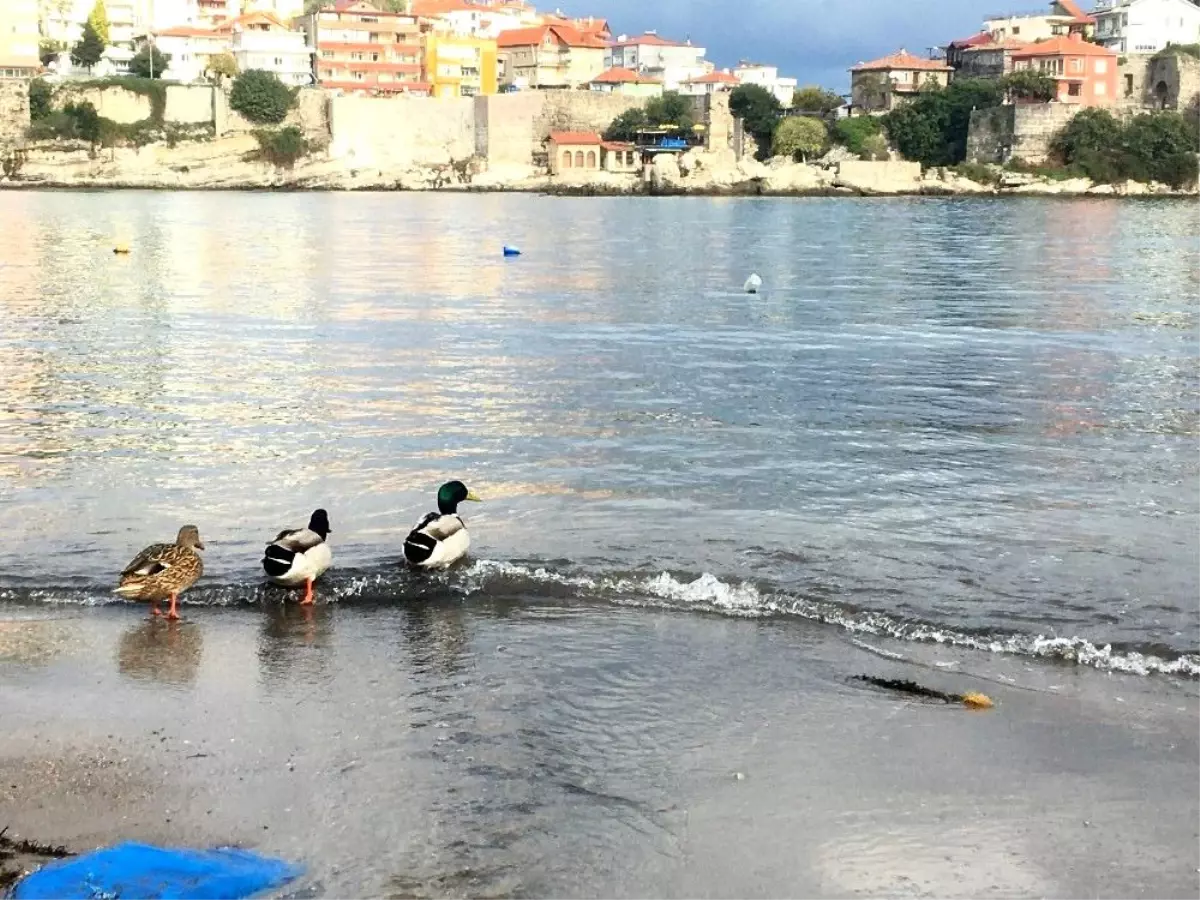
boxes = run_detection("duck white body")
[404,513,470,569]
[262,509,332,603]
[404,481,481,570]
[265,538,332,587]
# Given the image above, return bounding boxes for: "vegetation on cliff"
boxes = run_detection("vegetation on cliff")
[603,91,695,142]
[230,70,296,125]
[128,43,171,79]
[1052,108,1199,188]
[730,84,783,160]
[252,125,311,169]
[772,116,828,161]
[883,77,1004,167]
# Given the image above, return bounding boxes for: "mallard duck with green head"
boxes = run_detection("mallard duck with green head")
[114,525,205,620]
[403,481,481,569]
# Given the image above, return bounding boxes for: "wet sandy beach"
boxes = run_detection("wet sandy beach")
[3,600,1197,898]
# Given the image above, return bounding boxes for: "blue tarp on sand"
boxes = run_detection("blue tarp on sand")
[13,841,303,900]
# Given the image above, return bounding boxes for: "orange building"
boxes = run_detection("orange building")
[306,0,434,95]
[1010,33,1118,106]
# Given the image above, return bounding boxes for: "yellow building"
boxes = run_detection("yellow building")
[0,0,40,78]
[423,33,497,98]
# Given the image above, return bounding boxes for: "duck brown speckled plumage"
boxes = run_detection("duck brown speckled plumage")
[114,525,205,620]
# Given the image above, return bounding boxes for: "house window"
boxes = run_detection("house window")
[1068,82,1081,96]
[1012,25,1020,34]
[586,150,596,168]
[1094,58,1107,73]
[1094,80,1106,95]
[274,57,282,65]
[574,150,584,167]
[1070,58,1083,73]
[563,149,573,168]
[1124,73,1134,96]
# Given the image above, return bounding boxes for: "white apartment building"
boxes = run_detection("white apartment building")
[604,32,708,91]
[733,61,797,105]
[1091,0,1200,52]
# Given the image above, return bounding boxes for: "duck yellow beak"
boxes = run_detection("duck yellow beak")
[466,490,482,502]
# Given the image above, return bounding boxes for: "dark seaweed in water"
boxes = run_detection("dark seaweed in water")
[0,827,72,891]
[852,676,961,704]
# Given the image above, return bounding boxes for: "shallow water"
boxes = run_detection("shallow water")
[0,191,1196,676]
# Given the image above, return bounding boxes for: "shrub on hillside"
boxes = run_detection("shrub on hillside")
[832,115,883,158]
[253,125,309,168]
[29,78,52,121]
[883,78,1004,167]
[772,116,828,161]
[230,69,294,125]
[1050,108,1197,187]
[730,84,783,161]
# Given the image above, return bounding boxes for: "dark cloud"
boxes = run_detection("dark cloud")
[549,0,999,88]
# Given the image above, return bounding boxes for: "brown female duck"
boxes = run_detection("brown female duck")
[114,525,205,620]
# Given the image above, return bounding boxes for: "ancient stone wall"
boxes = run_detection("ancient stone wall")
[967,103,1081,164]
[0,80,30,150]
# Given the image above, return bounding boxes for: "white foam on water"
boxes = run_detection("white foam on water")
[462,562,1200,679]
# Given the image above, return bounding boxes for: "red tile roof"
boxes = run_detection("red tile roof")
[548,130,602,145]
[600,140,636,151]
[1012,35,1117,58]
[609,32,682,48]
[156,25,225,37]
[962,37,1029,52]
[591,66,660,84]
[684,71,739,84]
[947,31,994,50]
[1054,0,1095,25]
[851,50,953,72]
[410,0,475,13]
[497,23,607,49]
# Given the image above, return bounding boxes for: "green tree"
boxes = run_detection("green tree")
[1050,107,1123,168]
[28,77,53,121]
[229,69,294,124]
[1121,111,1199,185]
[772,115,828,160]
[63,100,101,144]
[86,0,110,45]
[730,83,783,160]
[1000,69,1056,102]
[603,107,648,142]
[791,85,843,115]
[882,77,1003,167]
[128,43,170,78]
[207,51,238,81]
[253,125,310,168]
[70,21,106,72]
[644,90,694,132]
[832,115,883,156]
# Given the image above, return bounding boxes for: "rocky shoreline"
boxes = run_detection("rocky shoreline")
[1,137,1194,198]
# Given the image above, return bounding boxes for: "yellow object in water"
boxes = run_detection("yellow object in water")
[960,691,994,709]
[113,243,130,254]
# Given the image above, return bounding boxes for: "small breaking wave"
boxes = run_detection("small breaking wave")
[1,560,1196,679]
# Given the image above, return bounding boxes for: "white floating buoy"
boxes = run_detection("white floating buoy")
[744,273,762,294]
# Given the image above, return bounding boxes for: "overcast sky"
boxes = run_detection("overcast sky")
[551,0,1004,90]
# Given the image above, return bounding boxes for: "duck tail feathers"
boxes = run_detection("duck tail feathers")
[263,543,296,578]
[404,530,437,565]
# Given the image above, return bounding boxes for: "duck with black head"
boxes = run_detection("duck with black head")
[262,508,333,604]
[404,481,481,569]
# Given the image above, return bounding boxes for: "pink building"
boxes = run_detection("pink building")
[1010,33,1118,106]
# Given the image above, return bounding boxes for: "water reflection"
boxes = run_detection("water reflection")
[116,619,204,686]
[397,600,469,679]
[256,600,335,689]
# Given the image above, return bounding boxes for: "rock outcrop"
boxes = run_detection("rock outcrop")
[2,137,1195,198]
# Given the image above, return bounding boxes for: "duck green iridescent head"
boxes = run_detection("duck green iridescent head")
[437,481,482,514]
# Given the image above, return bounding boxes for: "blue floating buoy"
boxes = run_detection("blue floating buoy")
[503,245,521,257]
